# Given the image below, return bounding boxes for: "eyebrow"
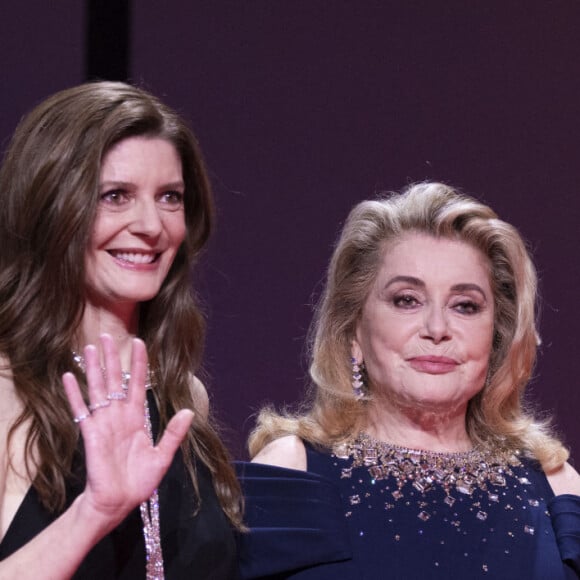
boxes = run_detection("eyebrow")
[383,276,488,299]
[99,180,186,190]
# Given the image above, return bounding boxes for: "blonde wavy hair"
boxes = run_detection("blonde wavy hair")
[249,182,568,471]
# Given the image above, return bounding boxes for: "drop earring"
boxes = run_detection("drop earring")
[351,357,366,399]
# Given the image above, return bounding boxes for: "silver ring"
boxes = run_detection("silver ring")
[107,391,127,401]
[73,412,90,424]
[88,400,112,412]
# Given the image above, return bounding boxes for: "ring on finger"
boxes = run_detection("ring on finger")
[88,400,112,412]
[73,412,90,424]
[107,391,127,401]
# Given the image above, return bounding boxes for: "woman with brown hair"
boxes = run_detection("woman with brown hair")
[0,81,243,578]
[238,182,580,579]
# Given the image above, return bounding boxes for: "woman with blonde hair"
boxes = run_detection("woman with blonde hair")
[238,182,580,579]
[0,81,242,578]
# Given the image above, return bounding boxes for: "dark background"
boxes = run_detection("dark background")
[1,2,579,462]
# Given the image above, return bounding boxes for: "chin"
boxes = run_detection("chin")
[110,288,163,304]
[130,291,161,303]
[397,385,469,410]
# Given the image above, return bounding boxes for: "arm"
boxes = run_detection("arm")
[0,335,193,579]
[547,461,580,496]
[251,435,308,471]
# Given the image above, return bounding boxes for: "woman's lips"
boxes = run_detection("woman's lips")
[108,250,161,271]
[109,250,160,263]
[408,356,459,374]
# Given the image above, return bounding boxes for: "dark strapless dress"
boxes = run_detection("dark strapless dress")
[0,392,238,579]
[236,443,580,579]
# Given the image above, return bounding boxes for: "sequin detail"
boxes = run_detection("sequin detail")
[334,432,522,500]
[142,395,164,579]
[332,432,549,550]
[72,352,164,579]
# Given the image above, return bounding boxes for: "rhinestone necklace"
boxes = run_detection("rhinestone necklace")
[72,352,164,579]
[334,431,523,497]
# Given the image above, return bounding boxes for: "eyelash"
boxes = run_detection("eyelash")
[98,190,185,208]
[393,294,420,309]
[452,300,481,315]
[100,190,128,205]
[160,191,184,206]
[392,294,482,315]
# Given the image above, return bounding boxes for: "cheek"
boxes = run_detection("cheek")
[165,214,187,245]
[176,214,187,238]
[468,321,494,361]
[88,219,103,248]
[358,313,407,358]
[361,331,402,375]
[88,213,119,248]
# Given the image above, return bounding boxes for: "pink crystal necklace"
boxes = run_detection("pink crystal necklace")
[72,352,165,579]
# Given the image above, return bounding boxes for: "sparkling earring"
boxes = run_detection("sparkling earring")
[351,357,366,399]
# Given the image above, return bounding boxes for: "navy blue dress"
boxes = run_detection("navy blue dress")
[236,443,580,579]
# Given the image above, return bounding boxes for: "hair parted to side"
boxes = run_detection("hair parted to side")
[0,81,243,527]
[249,182,568,471]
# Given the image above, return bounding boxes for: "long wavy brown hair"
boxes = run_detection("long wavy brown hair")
[250,182,568,472]
[0,81,243,528]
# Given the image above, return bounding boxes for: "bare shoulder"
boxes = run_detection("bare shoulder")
[546,461,580,496]
[251,435,307,471]
[188,375,209,421]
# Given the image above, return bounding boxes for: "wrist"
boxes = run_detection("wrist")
[70,492,125,541]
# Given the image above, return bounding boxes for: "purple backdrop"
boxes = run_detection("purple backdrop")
[2,2,579,462]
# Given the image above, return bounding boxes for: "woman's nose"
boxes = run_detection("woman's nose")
[419,305,451,344]
[127,199,163,238]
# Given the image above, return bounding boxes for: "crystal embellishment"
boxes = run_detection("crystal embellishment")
[72,352,164,579]
[335,432,522,501]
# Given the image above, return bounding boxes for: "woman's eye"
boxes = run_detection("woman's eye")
[100,190,129,205]
[453,301,481,315]
[159,191,184,208]
[393,295,419,309]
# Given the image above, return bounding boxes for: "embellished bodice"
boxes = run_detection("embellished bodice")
[236,436,580,579]
[322,433,566,578]
[336,432,524,496]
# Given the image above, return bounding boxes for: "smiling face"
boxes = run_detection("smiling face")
[84,136,186,309]
[352,232,495,415]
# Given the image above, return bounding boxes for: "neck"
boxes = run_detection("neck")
[77,301,140,370]
[364,395,472,452]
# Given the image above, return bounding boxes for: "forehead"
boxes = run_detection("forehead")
[375,233,492,289]
[100,136,182,177]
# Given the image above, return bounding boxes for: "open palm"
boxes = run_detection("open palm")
[62,335,193,527]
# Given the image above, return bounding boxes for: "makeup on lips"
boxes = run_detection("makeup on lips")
[108,250,162,271]
[407,355,459,374]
